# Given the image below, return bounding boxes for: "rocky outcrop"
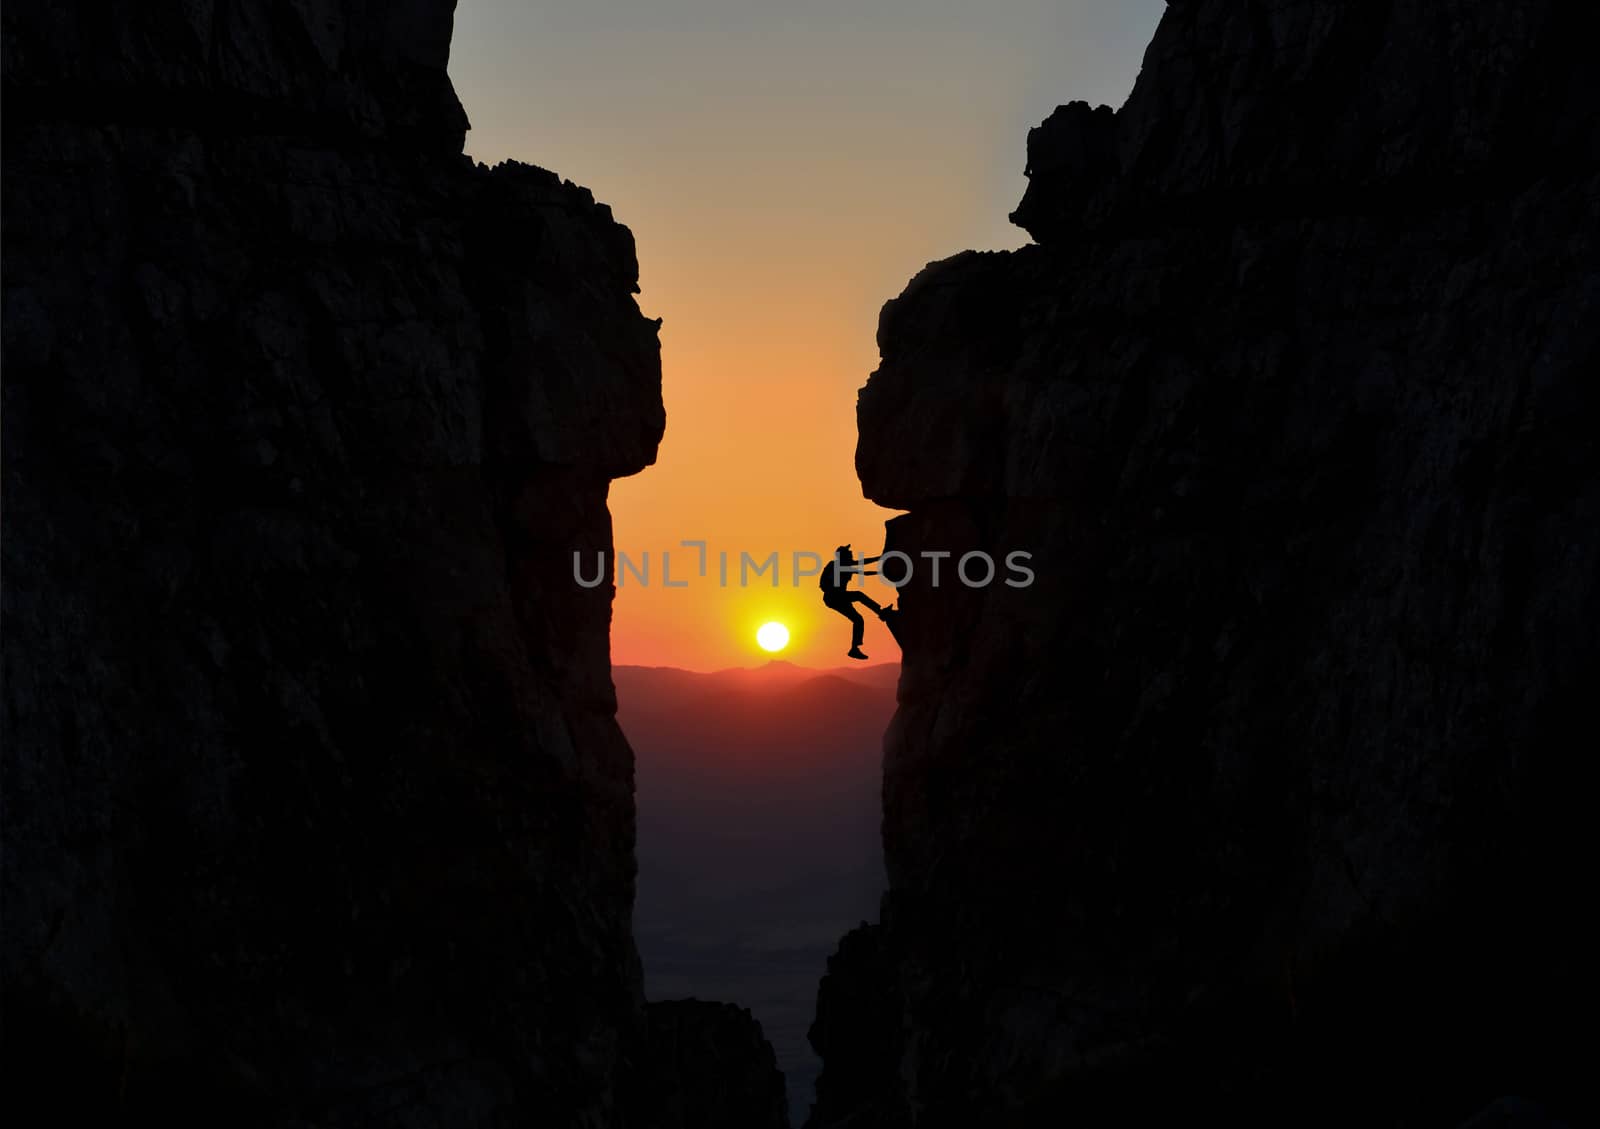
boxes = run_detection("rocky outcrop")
[815,2,1598,1126]
[806,925,902,1128]
[1,5,773,1127]
[639,1001,790,1129]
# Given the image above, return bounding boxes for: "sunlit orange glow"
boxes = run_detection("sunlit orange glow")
[756,622,791,653]
[449,2,1162,669]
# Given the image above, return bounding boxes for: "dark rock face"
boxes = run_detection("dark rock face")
[1,5,775,1127]
[639,1001,790,1129]
[816,2,1598,1126]
[806,925,903,1129]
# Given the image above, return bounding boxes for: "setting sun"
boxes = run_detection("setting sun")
[756,622,791,653]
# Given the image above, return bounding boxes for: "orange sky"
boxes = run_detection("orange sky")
[450,1,1161,669]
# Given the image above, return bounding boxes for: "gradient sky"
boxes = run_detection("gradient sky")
[450,0,1165,670]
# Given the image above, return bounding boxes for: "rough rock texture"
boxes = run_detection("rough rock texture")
[813,2,1599,1126]
[639,1001,790,1129]
[1,4,774,1127]
[806,925,900,1127]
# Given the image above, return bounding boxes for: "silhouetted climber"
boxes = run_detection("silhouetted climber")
[820,545,894,661]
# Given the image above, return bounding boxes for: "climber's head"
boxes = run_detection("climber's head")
[835,544,854,564]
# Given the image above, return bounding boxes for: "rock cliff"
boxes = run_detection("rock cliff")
[639,1001,790,1129]
[2,4,775,1126]
[813,1,1598,1125]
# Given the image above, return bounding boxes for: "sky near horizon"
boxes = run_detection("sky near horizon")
[449,0,1165,670]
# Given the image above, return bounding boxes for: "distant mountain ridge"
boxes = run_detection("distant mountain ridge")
[616,659,901,692]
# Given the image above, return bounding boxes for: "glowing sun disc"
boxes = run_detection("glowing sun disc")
[756,622,790,653]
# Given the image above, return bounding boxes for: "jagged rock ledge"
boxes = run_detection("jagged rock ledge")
[641,1000,790,1129]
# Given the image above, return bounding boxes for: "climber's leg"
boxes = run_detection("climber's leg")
[843,604,866,648]
[846,590,883,617]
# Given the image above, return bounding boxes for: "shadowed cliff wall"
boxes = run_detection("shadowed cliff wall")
[0,4,782,1126]
[811,2,1598,1125]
